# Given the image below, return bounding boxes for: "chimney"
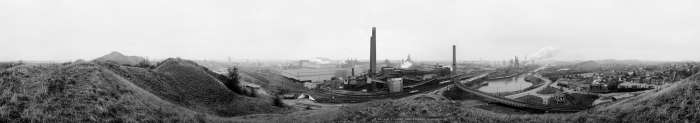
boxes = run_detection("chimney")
[369,27,377,77]
[351,67,355,76]
[452,45,456,72]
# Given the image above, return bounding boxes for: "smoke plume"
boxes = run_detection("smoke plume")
[528,46,559,60]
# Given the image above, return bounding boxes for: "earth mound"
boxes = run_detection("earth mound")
[0,62,201,122]
[0,58,289,122]
[103,58,284,117]
[93,51,147,66]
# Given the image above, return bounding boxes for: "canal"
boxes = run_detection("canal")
[478,75,532,93]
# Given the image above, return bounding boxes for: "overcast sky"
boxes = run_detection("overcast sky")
[1,0,699,62]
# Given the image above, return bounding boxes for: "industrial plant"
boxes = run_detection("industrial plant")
[2,0,699,122]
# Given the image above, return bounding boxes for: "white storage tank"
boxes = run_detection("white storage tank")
[388,78,403,93]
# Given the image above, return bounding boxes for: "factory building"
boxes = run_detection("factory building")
[338,27,456,93]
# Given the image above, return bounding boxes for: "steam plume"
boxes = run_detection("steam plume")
[528,46,559,60]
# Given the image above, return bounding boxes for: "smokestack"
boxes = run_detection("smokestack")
[370,27,377,77]
[351,67,355,76]
[452,45,456,72]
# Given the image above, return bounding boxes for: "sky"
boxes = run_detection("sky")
[1,0,699,62]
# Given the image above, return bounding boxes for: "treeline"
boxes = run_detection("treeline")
[0,61,24,70]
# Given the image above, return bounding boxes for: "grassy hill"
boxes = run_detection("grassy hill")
[0,62,203,122]
[105,58,287,117]
[588,73,700,122]
[0,58,291,122]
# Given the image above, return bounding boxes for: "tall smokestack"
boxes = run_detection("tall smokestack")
[370,27,377,77]
[452,45,456,72]
[351,67,355,76]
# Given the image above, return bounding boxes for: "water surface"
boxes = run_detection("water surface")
[478,75,532,93]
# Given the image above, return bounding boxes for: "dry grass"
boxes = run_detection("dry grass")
[0,59,294,122]
[333,99,606,123]
[107,58,289,117]
[588,73,700,122]
[0,63,203,122]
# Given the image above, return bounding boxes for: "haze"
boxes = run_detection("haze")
[1,0,699,62]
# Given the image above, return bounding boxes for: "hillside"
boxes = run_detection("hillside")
[105,58,287,117]
[571,60,603,72]
[588,73,700,122]
[93,51,147,66]
[239,70,307,95]
[0,63,203,122]
[0,58,293,122]
[191,60,308,95]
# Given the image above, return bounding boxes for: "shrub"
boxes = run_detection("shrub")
[135,60,152,68]
[223,67,243,94]
[273,96,284,107]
